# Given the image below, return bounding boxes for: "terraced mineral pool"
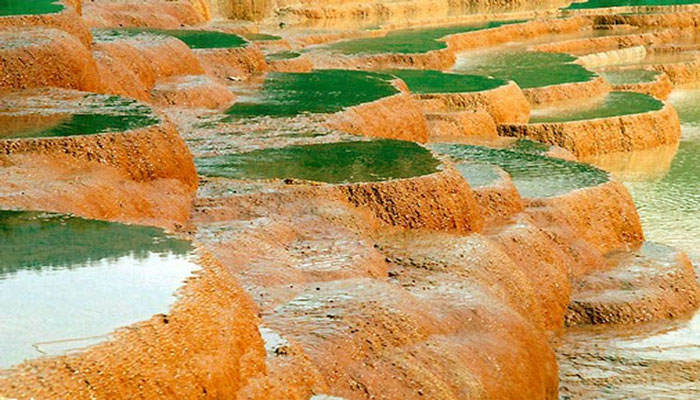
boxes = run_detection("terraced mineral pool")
[565,0,700,9]
[93,28,247,49]
[529,91,663,123]
[0,211,198,369]
[225,70,398,118]
[432,143,610,197]
[454,50,597,89]
[599,69,660,84]
[622,89,700,261]
[0,0,63,16]
[0,94,159,139]
[265,51,301,62]
[385,70,506,94]
[326,20,524,55]
[196,140,440,183]
[241,32,282,41]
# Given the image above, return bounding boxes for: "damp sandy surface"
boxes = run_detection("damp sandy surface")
[0,211,198,369]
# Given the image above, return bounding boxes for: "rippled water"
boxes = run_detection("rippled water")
[623,89,700,262]
[0,211,198,369]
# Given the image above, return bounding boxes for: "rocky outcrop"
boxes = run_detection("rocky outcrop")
[0,1,92,46]
[195,45,269,79]
[83,0,208,29]
[0,28,100,92]
[0,252,267,399]
[268,54,314,72]
[498,103,681,158]
[150,75,236,109]
[425,109,499,141]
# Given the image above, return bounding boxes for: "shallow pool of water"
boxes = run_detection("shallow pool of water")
[432,143,610,197]
[196,139,441,183]
[225,70,398,118]
[326,20,524,55]
[0,0,63,16]
[454,49,597,89]
[530,91,663,123]
[0,94,159,140]
[599,69,660,84]
[93,28,247,49]
[385,69,506,94]
[0,211,198,369]
[565,0,700,9]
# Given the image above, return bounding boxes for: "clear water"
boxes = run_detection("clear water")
[0,211,197,369]
[0,0,63,16]
[92,28,247,49]
[432,143,610,198]
[530,91,663,123]
[0,94,159,139]
[454,50,597,89]
[326,20,525,55]
[385,70,506,94]
[196,139,441,183]
[623,89,700,262]
[225,70,399,119]
[599,69,660,85]
[565,0,700,9]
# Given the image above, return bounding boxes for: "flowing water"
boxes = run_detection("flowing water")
[0,211,198,369]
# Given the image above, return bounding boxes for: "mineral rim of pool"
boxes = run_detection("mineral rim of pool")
[0,94,160,139]
[565,0,700,10]
[529,91,664,123]
[599,69,660,85]
[265,51,302,62]
[91,28,248,49]
[326,20,525,55]
[225,70,399,118]
[431,143,610,198]
[0,210,198,369]
[0,0,64,16]
[454,50,598,89]
[385,70,507,94]
[195,139,441,183]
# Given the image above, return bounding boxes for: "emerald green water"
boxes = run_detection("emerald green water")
[623,89,700,261]
[0,95,159,140]
[225,70,398,118]
[266,51,301,61]
[432,143,610,197]
[0,0,63,16]
[600,69,660,85]
[386,70,506,94]
[94,28,247,49]
[327,21,524,55]
[241,32,282,41]
[530,91,663,123]
[196,140,440,183]
[565,0,700,10]
[0,210,197,369]
[454,50,597,89]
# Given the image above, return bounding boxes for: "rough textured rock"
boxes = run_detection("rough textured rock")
[498,103,681,158]
[522,76,612,106]
[150,75,236,109]
[0,2,92,46]
[196,46,269,79]
[611,70,674,100]
[425,109,499,141]
[83,0,208,28]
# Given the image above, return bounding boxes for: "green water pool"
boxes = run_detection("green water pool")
[454,50,597,89]
[225,70,398,118]
[0,95,160,140]
[326,21,524,55]
[386,70,507,94]
[0,210,197,369]
[265,51,302,61]
[432,143,610,197]
[623,89,700,261]
[600,69,660,85]
[530,91,663,123]
[565,0,700,10]
[241,32,282,41]
[196,140,441,183]
[93,28,248,49]
[0,0,63,16]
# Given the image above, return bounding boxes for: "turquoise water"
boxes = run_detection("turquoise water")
[327,21,524,55]
[530,92,663,123]
[0,95,159,140]
[0,211,197,369]
[385,70,506,94]
[432,143,610,197]
[0,0,63,16]
[225,70,398,118]
[623,89,700,261]
[454,50,597,89]
[196,140,440,183]
[565,0,700,9]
